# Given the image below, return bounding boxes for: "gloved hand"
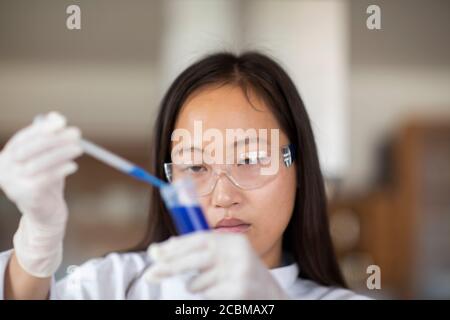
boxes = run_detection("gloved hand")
[0,112,82,277]
[144,231,289,299]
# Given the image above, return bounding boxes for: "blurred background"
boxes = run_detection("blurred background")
[0,0,449,299]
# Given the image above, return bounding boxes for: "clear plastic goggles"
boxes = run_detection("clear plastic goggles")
[164,144,295,196]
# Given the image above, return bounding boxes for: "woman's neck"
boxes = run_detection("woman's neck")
[261,238,283,269]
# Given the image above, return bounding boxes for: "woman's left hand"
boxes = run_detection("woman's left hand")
[144,231,289,299]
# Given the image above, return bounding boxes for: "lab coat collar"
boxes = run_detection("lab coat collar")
[269,252,299,291]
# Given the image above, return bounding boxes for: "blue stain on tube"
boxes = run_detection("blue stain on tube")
[79,139,209,234]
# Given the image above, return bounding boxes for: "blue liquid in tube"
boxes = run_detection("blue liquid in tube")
[168,206,209,234]
[160,178,210,235]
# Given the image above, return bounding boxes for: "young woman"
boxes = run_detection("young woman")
[0,52,367,299]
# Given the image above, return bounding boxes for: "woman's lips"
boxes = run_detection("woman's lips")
[214,218,251,233]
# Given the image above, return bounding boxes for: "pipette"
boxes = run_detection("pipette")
[33,114,166,189]
[80,139,166,189]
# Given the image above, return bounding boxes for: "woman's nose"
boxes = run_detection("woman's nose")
[210,174,242,209]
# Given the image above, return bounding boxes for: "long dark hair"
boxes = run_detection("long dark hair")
[131,52,347,288]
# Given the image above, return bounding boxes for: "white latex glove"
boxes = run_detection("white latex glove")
[0,112,82,277]
[144,232,289,299]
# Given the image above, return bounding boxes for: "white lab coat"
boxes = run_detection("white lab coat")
[0,249,370,299]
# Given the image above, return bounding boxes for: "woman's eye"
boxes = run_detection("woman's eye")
[185,165,207,173]
[238,156,271,166]
[238,157,259,166]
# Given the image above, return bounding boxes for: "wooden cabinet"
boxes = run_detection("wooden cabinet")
[330,120,450,298]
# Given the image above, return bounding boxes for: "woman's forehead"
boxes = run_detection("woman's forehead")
[174,85,280,132]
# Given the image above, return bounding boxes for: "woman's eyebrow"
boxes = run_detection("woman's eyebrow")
[232,136,267,148]
[175,138,269,154]
[177,146,203,154]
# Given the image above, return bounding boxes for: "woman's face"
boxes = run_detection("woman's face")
[171,84,297,268]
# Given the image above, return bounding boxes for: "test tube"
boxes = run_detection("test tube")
[160,178,210,234]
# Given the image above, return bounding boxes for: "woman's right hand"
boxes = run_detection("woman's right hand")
[0,112,83,278]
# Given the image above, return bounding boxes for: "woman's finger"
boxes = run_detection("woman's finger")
[201,283,234,300]
[33,161,79,188]
[3,123,44,153]
[23,144,83,176]
[186,268,219,293]
[144,249,215,282]
[5,112,67,152]
[13,127,81,163]
[148,232,210,262]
